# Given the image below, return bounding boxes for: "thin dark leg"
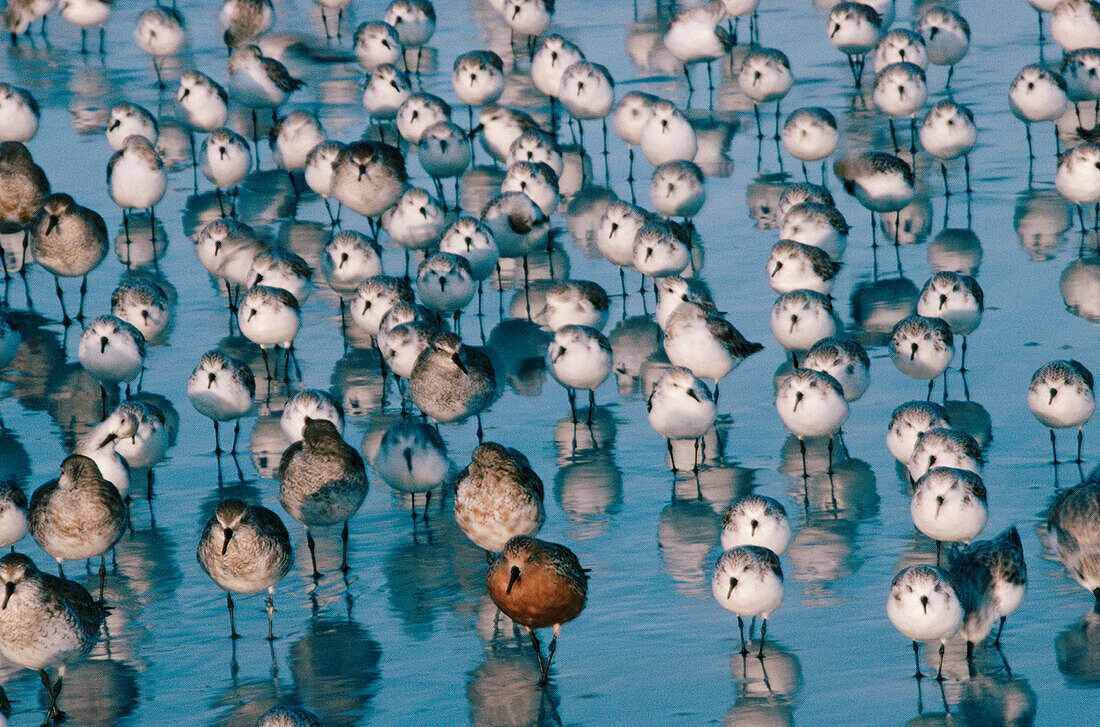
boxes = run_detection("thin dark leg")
[936,643,946,681]
[827,437,834,475]
[667,439,677,472]
[99,555,106,603]
[53,276,70,325]
[994,615,1006,646]
[1026,124,1033,160]
[227,592,239,639]
[266,593,276,640]
[1078,428,1084,463]
[528,627,546,676]
[799,438,808,478]
[1051,428,1059,465]
[543,633,558,683]
[232,420,240,454]
[307,530,321,580]
[340,520,350,573]
[213,420,222,455]
[738,615,748,655]
[758,619,767,659]
[913,641,923,679]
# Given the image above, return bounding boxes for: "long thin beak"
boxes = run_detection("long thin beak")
[727,577,738,599]
[920,595,928,614]
[100,336,109,354]
[910,342,918,361]
[935,495,944,517]
[506,565,520,594]
[452,352,469,375]
[222,528,233,555]
[1,582,12,609]
[793,391,804,411]
[46,215,58,235]
[99,432,118,448]
[208,372,216,389]
[1049,388,1057,405]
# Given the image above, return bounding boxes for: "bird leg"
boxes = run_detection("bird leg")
[799,439,808,479]
[213,420,222,455]
[307,530,321,581]
[40,669,66,724]
[667,439,677,472]
[341,520,350,573]
[758,618,767,659]
[913,641,923,679]
[1051,428,1059,465]
[227,592,240,639]
[543,631,559,684]
[936,643,946,681]
[527,627,546,677]
[738,615,748,656]
[99,555,106,604]
[266,591,276,641]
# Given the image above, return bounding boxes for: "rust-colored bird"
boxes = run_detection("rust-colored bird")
[486,535,588,684]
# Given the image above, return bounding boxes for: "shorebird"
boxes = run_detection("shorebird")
[455,442,545,555]
[486,535,588,684]
[28,455,125,600]
[278,418,369,580]
[29,193,108,324]
[197,498,292,639]
[188,350,255,455]
[712,545,784,658]
[0,552,106,724]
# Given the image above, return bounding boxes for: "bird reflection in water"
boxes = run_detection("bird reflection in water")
[1055,612,1100,687]
[849,275,919,347]
[47,657,140,727]
[1014,188,1071,261]
[956,655,1036,725]
[289,616,382,727]
[724,640,802,725]
[553,450,623,541]
[486,318,552,397]
[1060,256,1100,322]
[609,316,661,393]
[467,642,564,727]
[928,227,982,277]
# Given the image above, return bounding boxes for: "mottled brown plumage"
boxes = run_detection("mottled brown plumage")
[278,418,368,579]
[197,498,292,639]
[0,141,48,228]
[28,455,125,587]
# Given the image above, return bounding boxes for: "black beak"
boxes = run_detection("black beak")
[452,351,469,375]
[1,582,11,609]
[208,372,217,388]
[938,294,946,310]
[935,495,945,516]
[727,577,738,599]
[219,146,227,159]
[1049,387,1057,404]
[687,388,700,402]
[358,163,366,180]
[109,119,120,131]
[506,565,520,594]
[403,447,413,471]
[339,252,348,269]
[920,595,928,614]
[910,342,918,361]
[222,528,233,555]
[793,391,804,411]
[470,123,484,135]
[100,336,109,354]
[750,519,759,535]
[771,261,782,277]
[46,215,58,235]
[99,432,118,448]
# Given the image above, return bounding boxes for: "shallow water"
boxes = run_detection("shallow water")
[0,0,1098,724]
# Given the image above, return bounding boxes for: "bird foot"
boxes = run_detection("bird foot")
[230,632,240,641]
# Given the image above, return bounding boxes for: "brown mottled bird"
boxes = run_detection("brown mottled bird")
[487,535,589,684]
[278,417,369,580]
[0,141,49,275]
[28,454,126,602]
[0,552,107,725]
[454,442,545,557]
[196,498,292,640]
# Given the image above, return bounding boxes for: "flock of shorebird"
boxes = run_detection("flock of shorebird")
[0,0,1096,722]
